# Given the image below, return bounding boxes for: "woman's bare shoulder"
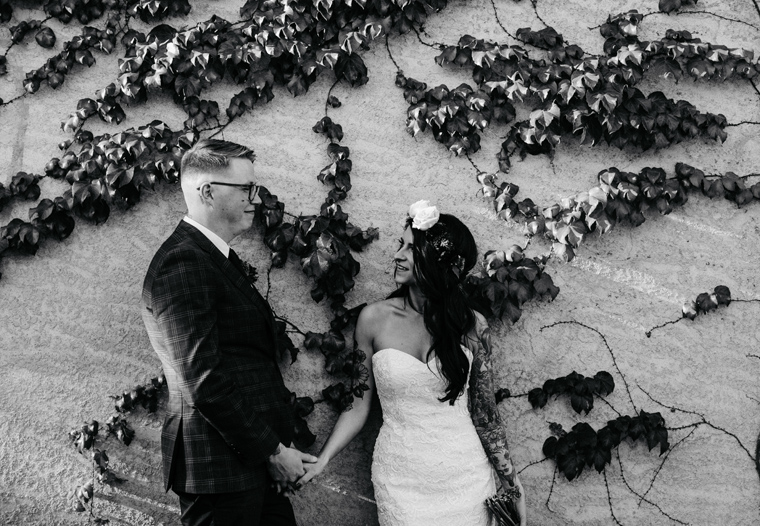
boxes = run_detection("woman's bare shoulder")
[355,298,403,353]
[357,297,403,326]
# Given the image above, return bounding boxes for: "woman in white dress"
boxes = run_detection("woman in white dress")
[297,201,527,526]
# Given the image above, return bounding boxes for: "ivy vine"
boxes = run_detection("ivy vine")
[1,0,758,523]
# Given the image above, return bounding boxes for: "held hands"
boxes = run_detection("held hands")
[266,443,318,494]
[295,455,329,487]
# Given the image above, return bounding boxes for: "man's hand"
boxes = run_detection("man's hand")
[267,443,318,491]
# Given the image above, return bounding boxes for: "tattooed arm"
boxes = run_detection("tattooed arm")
[468,313,527,524]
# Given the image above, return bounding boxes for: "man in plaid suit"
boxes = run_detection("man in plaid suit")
[142,139,316,525]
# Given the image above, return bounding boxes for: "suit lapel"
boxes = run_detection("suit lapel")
[176,222,278,354]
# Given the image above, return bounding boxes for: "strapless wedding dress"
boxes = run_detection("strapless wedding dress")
[371,347,497,526]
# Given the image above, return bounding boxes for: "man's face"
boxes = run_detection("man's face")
[214,158,257,236]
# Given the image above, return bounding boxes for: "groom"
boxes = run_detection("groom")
[142,139,316,526]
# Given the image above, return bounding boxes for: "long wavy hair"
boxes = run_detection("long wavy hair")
[389,213,480,405]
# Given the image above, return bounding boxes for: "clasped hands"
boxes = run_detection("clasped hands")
[266,443,319,495]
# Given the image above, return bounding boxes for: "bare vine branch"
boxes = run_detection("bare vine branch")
[603,469,624,526]
[639,385,756,465]
[540,320,637,412]
[518,457,548,474]
[615,451,689,525]
[645,318,682,338]
[529,0,551,31]
[726,121,760,127]
[545,466,557,512]
[639,427,697,505]
[489,0,518,40]
[385,35,402,73]
[465,152,487,176]
[325,78,341,115]
[411,26,444,50]
[751,0,760,21]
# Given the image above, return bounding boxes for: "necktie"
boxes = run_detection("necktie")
[228,248,247,277]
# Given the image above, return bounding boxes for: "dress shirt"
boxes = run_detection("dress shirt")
[183,216,230,258]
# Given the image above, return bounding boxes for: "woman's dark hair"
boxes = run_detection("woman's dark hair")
[389,213,480,405]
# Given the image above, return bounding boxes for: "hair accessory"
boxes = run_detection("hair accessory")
[408,201,466,278]
[408,200,440,231]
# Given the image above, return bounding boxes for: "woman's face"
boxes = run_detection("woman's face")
[393,227,416,286]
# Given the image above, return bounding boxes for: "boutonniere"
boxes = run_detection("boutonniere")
[239,258,258,283]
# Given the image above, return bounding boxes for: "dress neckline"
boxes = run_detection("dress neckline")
[375,346,472,365]
[376,347,435,365]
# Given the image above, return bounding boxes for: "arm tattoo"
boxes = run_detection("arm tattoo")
[468,326,516,487]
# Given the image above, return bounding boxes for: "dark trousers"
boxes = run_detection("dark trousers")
[174,486,297,526]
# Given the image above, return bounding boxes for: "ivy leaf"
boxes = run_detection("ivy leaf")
[696,292,718,313]
[552,241,575,262]
[327,95,342,108]
[591,445,611,472]
[321,382,348,411]
[293,416,317,449]
[627,417,645,441]
[594,371,615,396]
[570,392,593,415]
[74,49,96,67]
[484,280,508,316]
[659,0,682,13]
[533,273,559,300]
[287,73,309,97]
[334,52,368,87]
[304,331,324,351]
[713,285,731,306]
[35,26,56,48]
[321,330,345,354]
[15,222,40,254]
[542,436,558,458]
[508,279,532,306]
[528,387,548,409]
[503,299,522,323]
[646,426,669,454]
[558,450,585,481]
[495,388,511,403]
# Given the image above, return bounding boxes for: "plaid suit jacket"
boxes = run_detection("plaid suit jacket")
[142,221,296,494]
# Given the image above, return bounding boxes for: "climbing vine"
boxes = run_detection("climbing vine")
[399,14,757,166]
[513,320,758,525]
[1,0,759,523]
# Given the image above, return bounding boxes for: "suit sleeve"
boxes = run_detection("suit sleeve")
[150,247,280,466]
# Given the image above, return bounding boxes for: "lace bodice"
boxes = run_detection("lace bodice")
[370,347,496,526]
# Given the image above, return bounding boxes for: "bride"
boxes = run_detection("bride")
[297,201,527,526]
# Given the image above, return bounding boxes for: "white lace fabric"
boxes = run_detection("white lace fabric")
[371,347,497,526]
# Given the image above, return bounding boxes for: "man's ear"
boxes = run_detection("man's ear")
[198,182,214,207]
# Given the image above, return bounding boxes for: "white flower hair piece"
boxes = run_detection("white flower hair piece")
[408,200,440,231]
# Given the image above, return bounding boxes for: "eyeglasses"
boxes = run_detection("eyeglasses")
[198,182,259,204]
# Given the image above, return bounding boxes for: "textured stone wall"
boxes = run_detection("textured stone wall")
[1,1,759,525]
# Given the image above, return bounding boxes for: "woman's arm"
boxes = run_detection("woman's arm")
[296,306,377,486]
[468,315,527,524]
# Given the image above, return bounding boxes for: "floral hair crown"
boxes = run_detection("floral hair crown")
[407,200,466,278]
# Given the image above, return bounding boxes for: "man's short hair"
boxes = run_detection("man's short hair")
[180,139,256,181]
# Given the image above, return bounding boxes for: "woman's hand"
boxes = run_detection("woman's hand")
[295,455,329,487]
[497,475,527,526]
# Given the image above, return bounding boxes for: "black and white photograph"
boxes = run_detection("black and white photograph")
[0,0,758,524]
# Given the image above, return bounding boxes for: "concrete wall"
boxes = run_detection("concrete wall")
[1,0,759,524]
